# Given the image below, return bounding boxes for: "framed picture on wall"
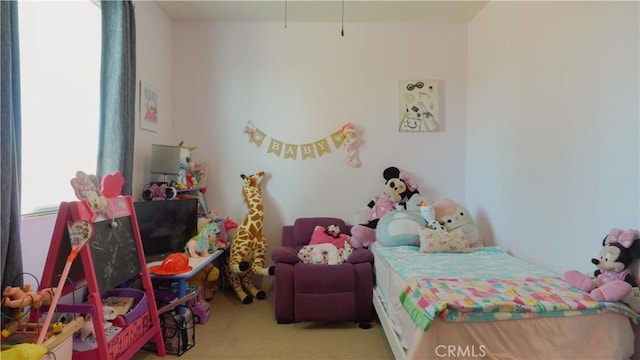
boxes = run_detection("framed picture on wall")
[140,81,159,132]
[399,79,440,132]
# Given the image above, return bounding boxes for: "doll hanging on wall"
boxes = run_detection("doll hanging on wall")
[341,123,361,167]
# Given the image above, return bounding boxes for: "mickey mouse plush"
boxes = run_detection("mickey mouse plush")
[564,228,640,302]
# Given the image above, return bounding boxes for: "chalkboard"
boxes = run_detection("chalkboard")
[89,217,142,294]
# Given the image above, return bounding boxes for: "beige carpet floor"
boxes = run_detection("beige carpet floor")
[131,289,394,359]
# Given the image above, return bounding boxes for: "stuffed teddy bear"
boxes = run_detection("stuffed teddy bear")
[564,229,640,302]
[432,198,481,248]
[351,166,420,248]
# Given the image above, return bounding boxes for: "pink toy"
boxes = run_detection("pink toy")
[564,228,640,302]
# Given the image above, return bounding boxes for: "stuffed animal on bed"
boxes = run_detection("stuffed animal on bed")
[351,167,420,248]
[564,229,640,302]
[432,198,482,248]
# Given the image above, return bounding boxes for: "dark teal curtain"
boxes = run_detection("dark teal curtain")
[0,0,24,296]
[98,0,136,195]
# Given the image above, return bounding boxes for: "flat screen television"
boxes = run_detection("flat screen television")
[134,198,198,263]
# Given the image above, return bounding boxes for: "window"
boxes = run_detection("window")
[19,1,101,215]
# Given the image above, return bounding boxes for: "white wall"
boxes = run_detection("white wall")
[466,1,640,274]
[132,0,175,196]
[171,21,469,271]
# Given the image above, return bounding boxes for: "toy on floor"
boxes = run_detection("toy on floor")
[187,264,220,300]
[564,229,640,302]
[225,171,275,304]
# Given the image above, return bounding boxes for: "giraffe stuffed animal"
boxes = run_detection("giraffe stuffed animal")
[225,171,275,304]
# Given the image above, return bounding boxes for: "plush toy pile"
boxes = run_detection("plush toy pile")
[350,166,421,247]
[297,225,354,265]
[350,166,482,253]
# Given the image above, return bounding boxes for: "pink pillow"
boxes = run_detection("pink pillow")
[309,225,349,249]
[419,227,470,253]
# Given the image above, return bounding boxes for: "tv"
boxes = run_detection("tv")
[134,198,198,263]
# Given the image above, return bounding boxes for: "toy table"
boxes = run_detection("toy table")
[147,249,223,312]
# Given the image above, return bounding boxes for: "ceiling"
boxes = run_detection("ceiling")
[154,1,489,23]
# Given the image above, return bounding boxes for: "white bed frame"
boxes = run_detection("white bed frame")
[373,286,405,360]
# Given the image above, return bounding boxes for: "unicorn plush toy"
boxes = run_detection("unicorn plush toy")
[185,220,220,257]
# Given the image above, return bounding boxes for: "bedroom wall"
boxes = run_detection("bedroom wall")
[171,20,469,285]
[466,1,639,274]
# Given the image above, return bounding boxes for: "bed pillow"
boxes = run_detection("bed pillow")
[376,210,426,247]
[432,198,483,248]
[419,227,471,253]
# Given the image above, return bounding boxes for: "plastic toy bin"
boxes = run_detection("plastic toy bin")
[102,288,148,324]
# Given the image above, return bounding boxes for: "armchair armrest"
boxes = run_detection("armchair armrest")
[346,248,374,264]
[271,246,300,265]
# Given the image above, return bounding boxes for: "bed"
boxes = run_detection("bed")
[370,243,639,359]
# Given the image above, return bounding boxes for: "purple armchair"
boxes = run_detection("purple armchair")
[271,217,374,326]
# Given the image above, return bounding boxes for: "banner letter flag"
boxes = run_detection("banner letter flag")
[314,139,331,157]
[250,128,266,147]
[284,144,298,160]
[268,139,283,157]
[301,144,316,160]
[331,130,345,149]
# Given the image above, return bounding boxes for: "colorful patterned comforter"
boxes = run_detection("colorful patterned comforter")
[371,245,640,331]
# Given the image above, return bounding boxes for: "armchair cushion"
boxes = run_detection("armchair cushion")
[271,246,299,265]
[346,248,374,264]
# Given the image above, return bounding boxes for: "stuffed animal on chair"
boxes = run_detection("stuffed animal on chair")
[225,171,275,304]
[564,229,640,302]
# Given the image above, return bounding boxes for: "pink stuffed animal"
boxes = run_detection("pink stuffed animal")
[564,228,640,302]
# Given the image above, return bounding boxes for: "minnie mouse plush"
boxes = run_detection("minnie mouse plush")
[363,166,419,229]
[350,166,419,248]
[564,228,640,302]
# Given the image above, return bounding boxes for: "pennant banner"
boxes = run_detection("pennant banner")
[244,121,352,162]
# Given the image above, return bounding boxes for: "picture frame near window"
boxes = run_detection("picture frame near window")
[140,81,159,132]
